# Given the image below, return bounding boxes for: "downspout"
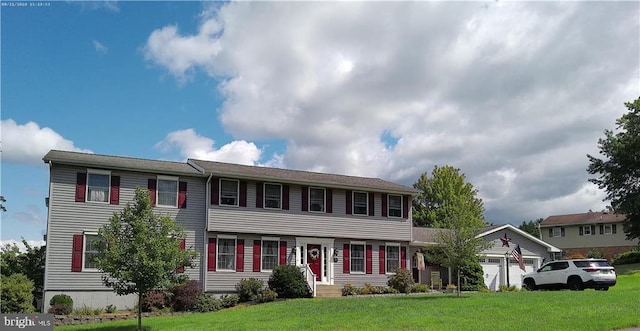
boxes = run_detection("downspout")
[203,173,212,294]
[42,161,53,312]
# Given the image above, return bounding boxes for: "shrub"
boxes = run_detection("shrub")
[257,289,278,303]
[194,294,221,313]
[564,252,586,259]
[387,268,415,293]
[140,291,167,312]
[73,304,95,316]
[105,304,117,314]
[268,265,312,299]
[342,283,360,296]
[170,280,202,312]
[49,294,73,308]
[498,284,519,292]
[362,283,386,294]
[457,258,487,291]
[612,249,640,265]
[220,294,239,308]
[1,273,35,313]
[48,303,72,315]
[587,250,605,259]
[412,284,431,293]
[236,278,264,302]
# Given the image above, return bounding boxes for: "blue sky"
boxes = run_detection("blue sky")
[1,1,638,243]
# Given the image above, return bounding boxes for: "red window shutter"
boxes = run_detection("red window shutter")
[236,239,244,272]
[71,234,83,272]
[110,176,120,205]
[366,245,373,274]
[326,189,332,213]
[301,186,308,211]
[177,239,186,273]
[253,240,261,272]
[147,179,157,206]
[368,192,375,216]
[178,181,187,209]
[207,238,216,271]
[256,182,263,208]
[343,244,350,274]
[381,194,388,217]
[279,241,287,265]
[211,178,219,205]
[403,195,409,219]
[282,185,290,210]
[75,173,86,202]
[346,190,352,214]
[239,181,247,207]
[379,245,386,274]
[401,246,407,269]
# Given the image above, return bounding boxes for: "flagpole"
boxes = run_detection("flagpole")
[505,251,510,287]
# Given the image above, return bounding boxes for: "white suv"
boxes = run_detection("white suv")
[522,259,616,291]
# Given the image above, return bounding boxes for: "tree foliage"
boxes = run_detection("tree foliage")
[518,218,542,238]
[95,187,197,331]
[0,274,35,313]
[412,165,485,228]
[1,239,46,310]
[587,97,640,241]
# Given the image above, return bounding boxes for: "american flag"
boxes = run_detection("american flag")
[512,245,525,271]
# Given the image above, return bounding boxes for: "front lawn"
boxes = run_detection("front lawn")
[58,266,640,331]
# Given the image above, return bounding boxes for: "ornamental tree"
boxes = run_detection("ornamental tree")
[95,187,197,331]
[587,97,640,242]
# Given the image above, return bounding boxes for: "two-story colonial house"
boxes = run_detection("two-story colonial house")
[540,211,639,260]
[42,150,417,310]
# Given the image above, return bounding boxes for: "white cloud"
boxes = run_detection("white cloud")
[1,119,92,165]
[155,128,262,165]
[144,2,639,223]
[0,240,46,252]
[92,40,108,54]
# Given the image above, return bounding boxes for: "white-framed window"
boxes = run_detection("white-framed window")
[83,233,104,271]
[350,242,365,273]
[87,169,110,203]
[388,195,402,218]
[264,183,282,209]
[157,176,178,207]
[353,192,368,215]
[552,227,564,237]
[217,235,237,271]
[309,187,325,212]
[261,237,279,271]
[386,243,400,273]
[582,225,592,236]
[220,179,239,206]
[604,224,613,235]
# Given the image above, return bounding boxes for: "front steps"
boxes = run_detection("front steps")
[315,285,342,298]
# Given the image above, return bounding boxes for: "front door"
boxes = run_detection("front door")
[307,244,322,281]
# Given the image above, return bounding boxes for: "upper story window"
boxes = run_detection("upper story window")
[309,187,325,212]
[157,176,178,207]
[581,225,593,236]
[264,183,282,209]
[87,169,110,203]
[84,233,104,270]
[353,192,368,215]
[603,224,613,234]
[551,227,565,238]
[220,179,239,206]
[386,244,400,273]
[350,242,365,273]
[217,236,236,271]
[388,195,402,218]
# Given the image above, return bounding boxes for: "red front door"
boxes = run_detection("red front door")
[307,244,322,281]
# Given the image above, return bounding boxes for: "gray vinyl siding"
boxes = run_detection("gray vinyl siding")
[333,239,407,288]
[45,165,206,292]
[209,183,411,242]
[541,224,640,249]
[481,229,550,259]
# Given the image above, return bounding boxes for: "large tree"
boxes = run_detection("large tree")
[518,218,543,238]
[412,165,485,228]
[1,239,46,310]
[587,97,640,242]
[95,187,197,331]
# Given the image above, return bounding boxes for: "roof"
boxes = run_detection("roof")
[43,150,204,177]
[189,159,418,195]
[412,223,562,252]
[540,212,626,227]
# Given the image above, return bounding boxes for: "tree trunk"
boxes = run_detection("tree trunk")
[457,269,461,298]
[138,292,142,331]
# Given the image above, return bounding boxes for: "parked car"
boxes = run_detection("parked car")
[522,259,616,291]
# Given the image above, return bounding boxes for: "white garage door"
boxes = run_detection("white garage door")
[480,258,502,291]
[508,258,536,288]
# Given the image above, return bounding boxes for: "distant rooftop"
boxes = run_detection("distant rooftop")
[540,212,626,227]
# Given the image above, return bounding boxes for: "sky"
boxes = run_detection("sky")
[1,1,639,244]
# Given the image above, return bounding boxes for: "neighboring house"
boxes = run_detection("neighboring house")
[540,212,639,260]
[42,150,417,310]
[410,224,561,290]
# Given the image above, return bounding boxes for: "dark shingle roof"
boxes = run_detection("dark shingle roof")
[412,227,449,243]
[189,159,417,194]
[43,150,204,176]
[540,212,626,227]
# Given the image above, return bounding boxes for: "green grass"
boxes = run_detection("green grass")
[58,265,640,331]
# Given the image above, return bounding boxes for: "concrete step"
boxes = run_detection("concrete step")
[315,285,342,298]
